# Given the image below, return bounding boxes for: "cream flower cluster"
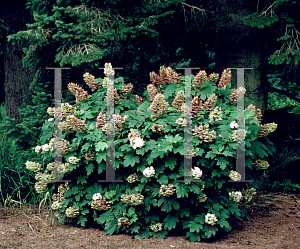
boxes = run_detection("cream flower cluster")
[149,66,181,87]
[126,173,140,183]
[230,121,239,129]
[128,131,145,149]
[96,112,106,129]
[46,162,55,171]
[118,217,131,228]
[151,123,165,133]
[190,167,203,179]
[217,68,231,90]
[68,156,80,165]
[47,107,55,116]
[121,83,133,98]
[242,188,256,202]
[51,201,62,211]
[175,117,187,127]
[258,122,277,137]
[59,162,70,174]
[205,213,218,225]
[67,82,89,103]
[192,124,217,143]
[84,151,95,161]
[208,107,223,123]
[34,180,47,193]
[159,184,176,197]
[83,72,101,92]
[208,72,220,84]
[25,161,42,172]
[147,84,158,101]
[193,70,207,91]
[91,195,112,211]
[61,114,87,132]
[231,129,247,143]
[229,191,242,203]
[197,194,207,203]
[48,137,71,156]
[229,170,242,181]
[149,223,163,232]
[143,166,155,178]
[104,63,115,76]
[52,182,69,203]
[121,193,144,206]
[147,93,169,117]
[254,159,270,170]
[65,206,80,218]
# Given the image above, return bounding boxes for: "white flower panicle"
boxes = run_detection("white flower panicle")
[230,121,239,129]
[68,156,80,164]
[121,193,144,206]
[190,167,203,179]
[159,184,176,197]
[208,107,223,123]
[231,129,247,143]
[175,117,187,127]
[65,206,80,218]
[205,213,218,225]
[51,201,62,210]
[149,223,163,232]
[130,137,145,149]
[229,170,242,181]
[25,161,42,172]
[143,166,155,178]
[229,191,242,203]
[118,217,132,228]
[92,193,102,201]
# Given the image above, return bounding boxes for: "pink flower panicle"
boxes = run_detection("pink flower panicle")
[130,95,145,104]
[217,69,231,90]
[113,114,129,134]
[147,93,169,117]
[193,70,208,92]
[147,84,158,101]
[171,90,185,111]
[247,104,263,122]
[67,82,89,103]
[191,96,204,118]
[149,66,181,88]
[121,83,134,98]
[83,72,101,92]
[96,112,107,129]
[229,87,246,104]
[203,94,218,112]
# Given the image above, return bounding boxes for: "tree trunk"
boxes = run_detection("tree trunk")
[215,0,268,119]
[1,0,34,123]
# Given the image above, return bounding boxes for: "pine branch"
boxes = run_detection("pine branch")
[269,86,300,103]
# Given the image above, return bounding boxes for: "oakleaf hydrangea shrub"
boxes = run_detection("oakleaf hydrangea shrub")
[26,64,277,242]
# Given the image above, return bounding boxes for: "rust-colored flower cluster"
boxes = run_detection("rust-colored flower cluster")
[147,84,158,101]
[229,87,246,104]
[217,68,231,90]
[246,104,263,122]
[96,112,106,129]
[171,90,185,111]
[67,82,90,103]
[191,96,204,118]
[208,73,219,84]
[193,70,207,92]
[149,66,181,87]
[203,94,218,112]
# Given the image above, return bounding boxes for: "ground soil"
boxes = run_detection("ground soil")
[0,192,300,249]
